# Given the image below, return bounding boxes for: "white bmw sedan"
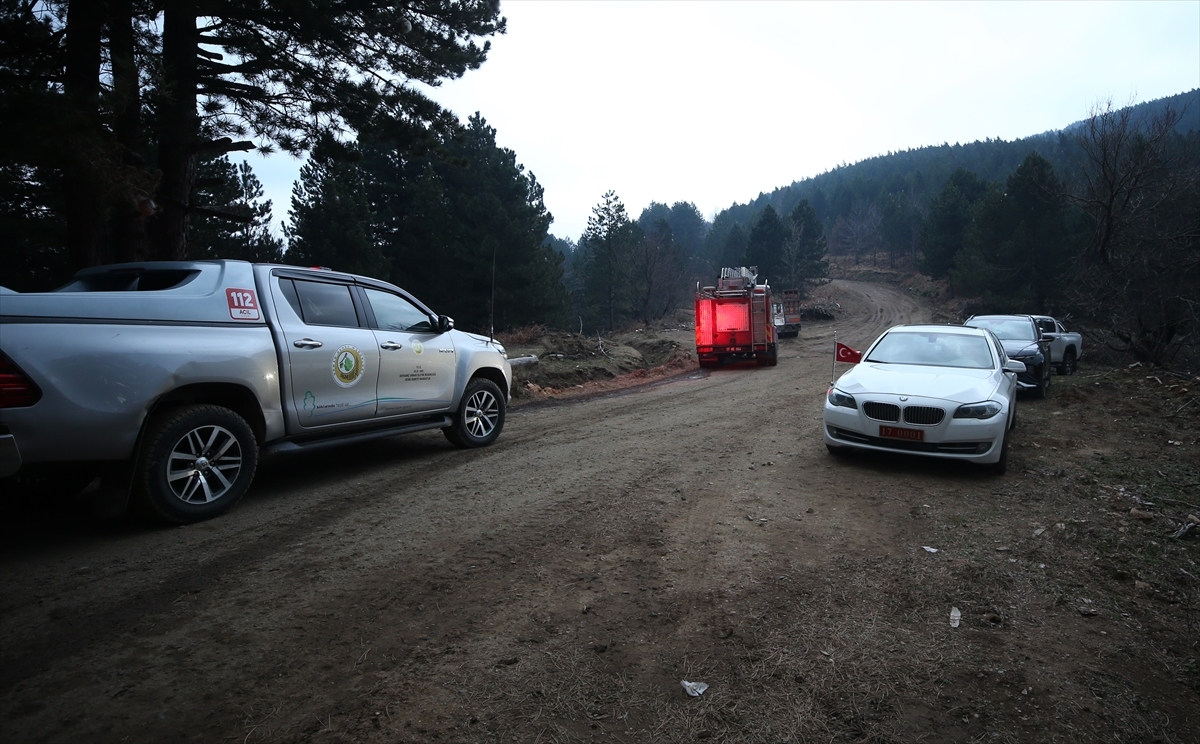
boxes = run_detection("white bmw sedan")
[823,325,1025,474]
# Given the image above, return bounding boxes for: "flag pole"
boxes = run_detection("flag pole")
[831,330,836,388]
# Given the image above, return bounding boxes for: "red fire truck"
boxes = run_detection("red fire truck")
[695,267,778,368]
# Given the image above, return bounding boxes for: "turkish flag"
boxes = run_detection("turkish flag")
[835,342,862,364]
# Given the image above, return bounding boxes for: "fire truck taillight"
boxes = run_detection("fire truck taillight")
[0,352,41,408]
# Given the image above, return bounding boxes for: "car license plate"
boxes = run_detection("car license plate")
[880,425,923,442]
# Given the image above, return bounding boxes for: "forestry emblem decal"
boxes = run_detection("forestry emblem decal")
[332,345,366,387]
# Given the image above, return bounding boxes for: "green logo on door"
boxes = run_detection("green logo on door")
[332,345,365,387]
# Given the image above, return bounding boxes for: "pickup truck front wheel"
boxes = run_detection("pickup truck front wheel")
[443,378,505,448]
[134,404,258,524]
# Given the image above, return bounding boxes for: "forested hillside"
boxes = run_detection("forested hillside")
[701,89,1200,272]
[558,90,1197,365]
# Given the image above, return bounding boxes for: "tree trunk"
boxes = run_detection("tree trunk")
[108,0,151,263]
[149,2,199,261]
[63,0,108,270]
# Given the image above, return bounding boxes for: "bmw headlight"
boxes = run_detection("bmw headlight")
[827,387,857,409]
[954,401,1002,419]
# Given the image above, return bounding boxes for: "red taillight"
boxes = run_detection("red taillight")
[0,352,41,408]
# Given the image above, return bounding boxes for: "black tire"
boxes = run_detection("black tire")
[1034,362,1050,399]
[991,426,1010,475]
[989,408,1014,475]
[133,404,257,524]
[443,378,506,448]
[1058,348,1077,376]
[699,358,718,369]
[767,343,778,367]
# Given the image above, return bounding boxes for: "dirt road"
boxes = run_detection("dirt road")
[3,280,1197,743]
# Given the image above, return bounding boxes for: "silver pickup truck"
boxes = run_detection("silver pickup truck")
[1031,315,1083,375]
[0,260,512,523]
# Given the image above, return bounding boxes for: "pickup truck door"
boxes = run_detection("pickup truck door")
[1037,318,1067,362]
[272,276,379,427]
[360,287,457,416]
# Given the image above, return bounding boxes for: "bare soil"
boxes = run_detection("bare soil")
[2,280,1198,744]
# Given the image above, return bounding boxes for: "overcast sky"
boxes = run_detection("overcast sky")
[251,0,1200,243]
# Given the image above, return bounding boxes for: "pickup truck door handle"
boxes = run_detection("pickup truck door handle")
[379,341,403,351]
[293,338,323,349]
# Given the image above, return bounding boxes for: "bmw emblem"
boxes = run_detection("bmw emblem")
[899,396,909,401]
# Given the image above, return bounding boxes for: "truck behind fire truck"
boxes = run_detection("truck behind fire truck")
[695,267,778,368]
[773,288,803,337]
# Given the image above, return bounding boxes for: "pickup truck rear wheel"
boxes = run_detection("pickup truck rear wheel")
[443,378,505,448]
[134,404,258,524]
[1058,348,1077,375]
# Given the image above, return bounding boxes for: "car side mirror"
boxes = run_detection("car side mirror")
[1004,360,1026,374]
[437,315,454,333]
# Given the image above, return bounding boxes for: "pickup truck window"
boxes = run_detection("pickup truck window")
[364,288,433,332]
[286,279,361,328]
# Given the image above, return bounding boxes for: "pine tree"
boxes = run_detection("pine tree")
[188,157,283,263]
[368,115,569,332]
[718,224,749,270]
[779,200,829,291]
[578,191,636,332]
[285,152,387,279]
[951,153,1071,310]
[629,219,688,322]
[745,205,787,280]
[919,168,988,278]
[2,1,504,271]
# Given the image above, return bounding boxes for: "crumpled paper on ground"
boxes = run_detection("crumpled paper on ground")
[680,680,709,697]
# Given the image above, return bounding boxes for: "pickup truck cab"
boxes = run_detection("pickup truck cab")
[1031,315,1082,375]
[0,260,512,523]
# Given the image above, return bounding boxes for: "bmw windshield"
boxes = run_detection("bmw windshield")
[864,331,995,369]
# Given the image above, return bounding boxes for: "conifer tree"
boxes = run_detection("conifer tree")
[285,152,388,279]
[779,200,829,291]
[368,114,569,332]
[919,168,988,278]
[188,157,283,263]
[578,191,636,332]
[745,205,788,280]
[1,0,504,270]
[951,152,1071,310]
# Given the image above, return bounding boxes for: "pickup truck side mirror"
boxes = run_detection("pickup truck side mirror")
[437,315,454,333]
